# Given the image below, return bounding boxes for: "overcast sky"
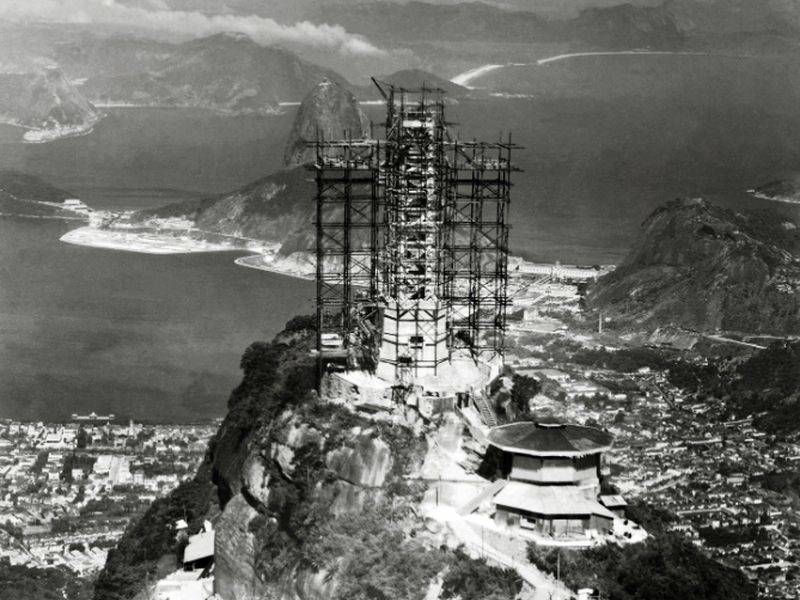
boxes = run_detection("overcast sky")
[0,0,386,56]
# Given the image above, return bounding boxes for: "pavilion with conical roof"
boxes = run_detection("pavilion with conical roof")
[486,422,620,539]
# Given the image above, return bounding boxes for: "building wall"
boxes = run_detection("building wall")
[509,454,600,493]
[376,302,448,381]
[495,508,609,537]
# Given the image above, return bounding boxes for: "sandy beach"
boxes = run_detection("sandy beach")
[61,226,251,255]
[59,225,316,281]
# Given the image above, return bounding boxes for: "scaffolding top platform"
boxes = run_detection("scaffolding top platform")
[333,370,392,390]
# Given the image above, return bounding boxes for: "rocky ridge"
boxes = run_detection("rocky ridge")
[77,33,348,114]
[0,67,101,141]
[588,197,800,334]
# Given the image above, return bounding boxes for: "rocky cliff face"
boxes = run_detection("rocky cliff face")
[177,325,442,600]
[283,78,368,168]
[94,318,523,600]
[0,67,99,131]
[588,198,800,334]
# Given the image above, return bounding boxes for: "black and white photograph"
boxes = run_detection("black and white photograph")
[1,1,799,599]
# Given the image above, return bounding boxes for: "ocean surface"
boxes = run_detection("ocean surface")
[1,53,799,421]
[0,217,313,422]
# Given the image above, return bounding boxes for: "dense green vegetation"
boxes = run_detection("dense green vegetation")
[0,559,92,600]
[699,525,770,548]
[60,453,97,483]
[571,347,724,391]
[756,470,800,497]
[731,341,800,433]
[527,501,755,600]
[528,535,755,600]
[441,551,522,600]
[573,341,800,434]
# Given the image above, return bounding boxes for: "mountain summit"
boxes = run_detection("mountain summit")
[588,198,800,334]
[283,78,369,167]
[0,66,99,133]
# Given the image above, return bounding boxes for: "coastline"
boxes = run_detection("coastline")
[749,191,800,206]
[450,51,715,89]
[234,253,315,281]
[59,223,609,284]
[59,225,316,280]
[21,113,104,144]
[61,225,259,255]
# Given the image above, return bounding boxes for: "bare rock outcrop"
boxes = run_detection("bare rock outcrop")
[283,78,368,168]
[213,493,266,600]
[325,429,392,487]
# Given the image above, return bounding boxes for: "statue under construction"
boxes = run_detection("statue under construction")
[313,80,518,407]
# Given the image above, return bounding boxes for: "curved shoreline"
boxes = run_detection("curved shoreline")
[59,225,315,280]
[749,191,800,206]
[21,113,105,144]
[58,224,611,285]
[450,51,712,88]
[535,50,708,65]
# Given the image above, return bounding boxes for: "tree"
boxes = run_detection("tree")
[528,502,756,600]
[50,518,74,534]
[510,374,540,414]
[76,428,89,449]
[442,550,522,600]
[0,521,23,541]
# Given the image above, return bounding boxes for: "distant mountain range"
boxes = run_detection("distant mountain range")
[2,0,797,122]
[366,69,469,97]
[588,198,800,334]
[71,33,348,113]
[0,67,100,138]
[309,1,685,49]
[665,0,800,35]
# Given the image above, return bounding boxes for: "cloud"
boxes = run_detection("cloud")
[0,0,387,56]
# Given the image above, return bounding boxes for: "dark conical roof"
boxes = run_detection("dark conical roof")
[487,422,613,457]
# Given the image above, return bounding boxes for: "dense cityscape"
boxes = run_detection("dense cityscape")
[0,416,217,580]
[3,284,798,598]
[502,272,800,599]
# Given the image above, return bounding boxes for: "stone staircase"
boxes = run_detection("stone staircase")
[472,395,498,428]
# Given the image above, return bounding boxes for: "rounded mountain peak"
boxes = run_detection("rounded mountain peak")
[283,78,369,168]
